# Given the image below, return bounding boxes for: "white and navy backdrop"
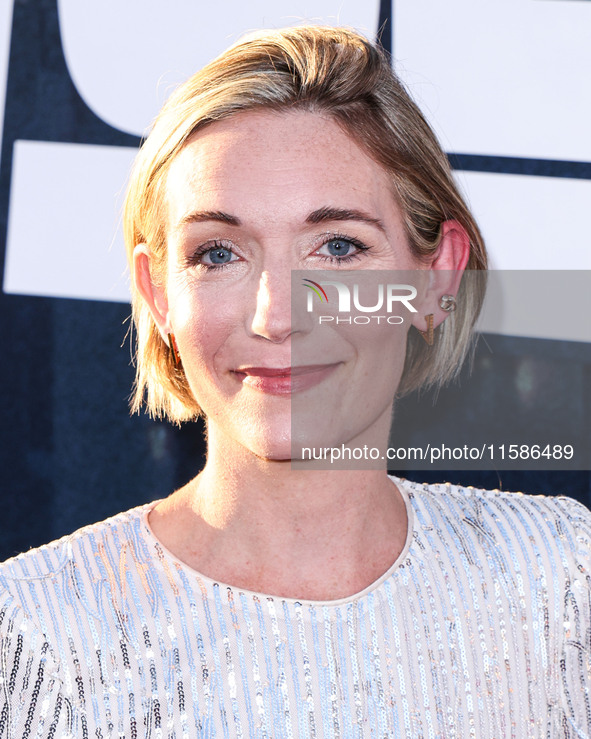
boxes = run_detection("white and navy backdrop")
[0,0,589,558]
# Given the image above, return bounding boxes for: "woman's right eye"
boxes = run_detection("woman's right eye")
[188,242,240,269]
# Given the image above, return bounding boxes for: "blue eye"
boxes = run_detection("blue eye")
[316,236,369,263]
[188,242,240,270]
[206,246,234,264]
[325,239,353,257]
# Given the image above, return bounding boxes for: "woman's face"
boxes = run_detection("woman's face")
[143,110,433,461]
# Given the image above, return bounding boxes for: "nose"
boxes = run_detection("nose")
[249,270,294,343]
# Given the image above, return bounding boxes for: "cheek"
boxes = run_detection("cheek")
[169,282,239,378]
[346,320,410,382]
[305,319,410,407]
[338,320,411,411]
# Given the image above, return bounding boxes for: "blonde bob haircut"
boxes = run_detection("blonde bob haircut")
[124,25,487,424]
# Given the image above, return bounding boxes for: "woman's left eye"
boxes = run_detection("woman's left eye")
[315,237,369,263]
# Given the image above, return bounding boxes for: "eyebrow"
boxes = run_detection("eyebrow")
[176,210,241,231]
[305,206,386,233]
[175,206,386,233]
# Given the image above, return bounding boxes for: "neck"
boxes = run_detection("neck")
[151,420,409,600]
[198,413,397,520]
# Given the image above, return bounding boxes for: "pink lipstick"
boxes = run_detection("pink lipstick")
[233,364,340,395]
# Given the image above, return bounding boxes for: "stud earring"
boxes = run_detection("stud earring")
[167,333,181,366]
[418,314,434,346]
[439,294,456,312]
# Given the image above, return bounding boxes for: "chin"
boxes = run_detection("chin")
[235,423,294,462]
[245,439,294,463]
[256,450,293,463]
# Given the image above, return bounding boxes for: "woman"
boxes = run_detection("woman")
[0,26,589,738]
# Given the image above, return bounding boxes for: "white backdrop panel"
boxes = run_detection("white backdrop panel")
[4,141,133,302]
[0,0,14,173]
[476,270,590,344]
[58,0,380,137]
[395,0,591,162]
[456,170,591,271]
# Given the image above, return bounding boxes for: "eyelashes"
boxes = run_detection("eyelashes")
[315,235,370,265]
[184,234,372,271]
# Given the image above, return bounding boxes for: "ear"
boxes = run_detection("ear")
[411,220,470,333]
[133,244,171,341]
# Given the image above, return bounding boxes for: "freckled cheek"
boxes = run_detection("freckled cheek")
[334,322,410,386]
[171,293,242,374]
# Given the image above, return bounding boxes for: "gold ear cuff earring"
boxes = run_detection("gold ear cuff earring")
[418,314,434,346]
[418,295,456,345]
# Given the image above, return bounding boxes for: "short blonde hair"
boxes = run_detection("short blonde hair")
[124,25,487,424]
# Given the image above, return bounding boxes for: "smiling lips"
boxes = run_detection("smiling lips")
[233,364,340,395]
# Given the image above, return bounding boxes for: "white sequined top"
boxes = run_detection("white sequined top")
[0,477,589,738]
